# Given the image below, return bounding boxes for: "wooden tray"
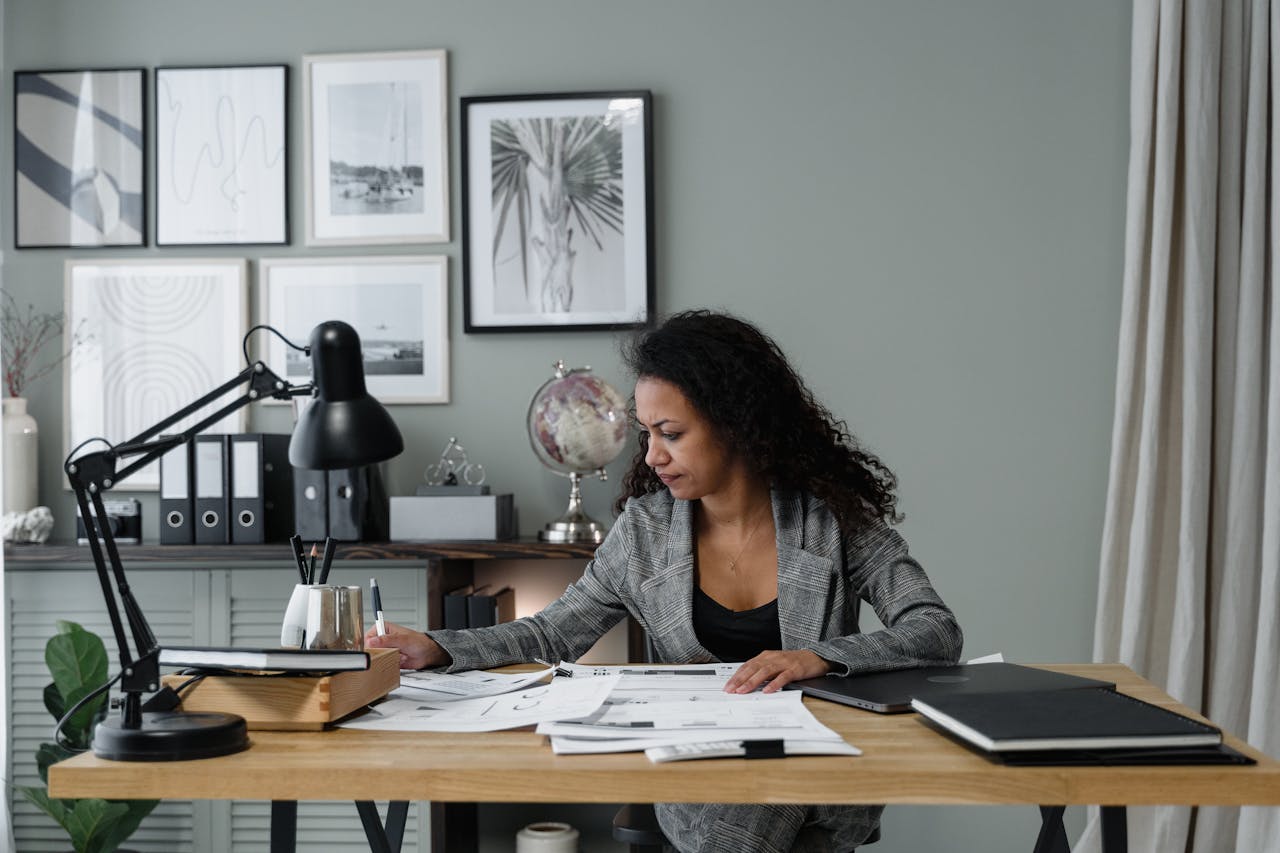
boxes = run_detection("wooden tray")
[160,647,400,730]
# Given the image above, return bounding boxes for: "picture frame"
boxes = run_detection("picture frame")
[259,256,449,404]
[303,50,449,246]
[155,64,288,246]
[15,68,146,248]
[63,259,249,490]
[461,90,654,333]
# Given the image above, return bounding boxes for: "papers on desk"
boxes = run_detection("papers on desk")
[396,664,556,701]
[538,663,858,761]
[338,671,619,732]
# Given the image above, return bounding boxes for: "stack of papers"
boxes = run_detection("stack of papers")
[337,661,859,762]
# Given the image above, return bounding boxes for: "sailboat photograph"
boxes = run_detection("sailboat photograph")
[327,79,425,215]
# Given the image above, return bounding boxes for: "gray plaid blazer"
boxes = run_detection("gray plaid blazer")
[429,489,963,852]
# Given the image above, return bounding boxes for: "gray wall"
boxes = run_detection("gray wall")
[3,1,1130,850]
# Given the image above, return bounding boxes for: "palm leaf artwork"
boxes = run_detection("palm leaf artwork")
[490,114,623,312]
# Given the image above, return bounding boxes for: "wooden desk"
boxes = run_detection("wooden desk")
[49,665,1280,852]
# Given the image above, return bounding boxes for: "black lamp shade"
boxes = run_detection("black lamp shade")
[288,321,404,470]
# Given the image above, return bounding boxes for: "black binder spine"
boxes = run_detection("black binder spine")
[293,467,328,540]
[193,434,229,544]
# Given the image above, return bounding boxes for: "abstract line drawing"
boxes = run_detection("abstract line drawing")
[462,92,653,333]
[65,260,248,490]
[156,65,287,245]
[15,69,146,248]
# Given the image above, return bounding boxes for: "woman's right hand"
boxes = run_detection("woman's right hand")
[364,621,451,670]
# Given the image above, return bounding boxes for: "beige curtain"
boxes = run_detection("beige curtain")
[1085,0,1278,851]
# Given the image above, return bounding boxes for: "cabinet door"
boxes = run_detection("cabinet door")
[7,569,203,853]
[219,567,430,853]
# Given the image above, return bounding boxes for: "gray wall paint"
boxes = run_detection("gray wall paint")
[3,2,1130,849]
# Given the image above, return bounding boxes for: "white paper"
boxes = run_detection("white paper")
[338,672,619,732]
[397,665,555,702]
[645,739,861,763]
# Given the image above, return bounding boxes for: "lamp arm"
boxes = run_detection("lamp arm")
[63,360,313,721]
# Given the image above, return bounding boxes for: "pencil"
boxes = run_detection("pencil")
[308,544,318,585]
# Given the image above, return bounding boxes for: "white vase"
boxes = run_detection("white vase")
[2,397,39,514]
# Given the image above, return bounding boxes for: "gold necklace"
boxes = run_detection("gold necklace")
[726,506,769,573]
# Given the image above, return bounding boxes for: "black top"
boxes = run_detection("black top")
[692,587,782,662]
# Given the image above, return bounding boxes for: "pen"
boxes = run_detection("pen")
[308,544,318,585]
[317,537,336,584]
[370,578,386,636]
[289,535,308,584]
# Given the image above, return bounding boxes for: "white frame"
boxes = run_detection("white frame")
[303,50,449,246]
[258,256,449,404]
[155,64,288,246]
[63,258,249,491]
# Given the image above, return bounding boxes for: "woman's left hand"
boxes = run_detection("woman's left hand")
[724,650,832,694]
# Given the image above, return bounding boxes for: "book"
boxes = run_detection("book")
[911,687,1223,752]
[467,586,515,628]
[443,583,474,629]
[157,645,370,673]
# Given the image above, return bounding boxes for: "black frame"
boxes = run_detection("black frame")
[154,63,290,247]
[14,67,147,249]
[461,90,655,333]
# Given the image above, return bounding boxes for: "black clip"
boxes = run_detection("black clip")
[741,739,786,759]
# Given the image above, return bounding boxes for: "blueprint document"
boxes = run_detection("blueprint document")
[338,672,620,732]
[539,663,855,757]
[396,664,556,702]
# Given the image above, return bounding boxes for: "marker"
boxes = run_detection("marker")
[371,578,386,636]
[289,535,308,584]
[317,537,336,584]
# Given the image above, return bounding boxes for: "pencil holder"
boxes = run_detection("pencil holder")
[280,583,323,648]
[303,585,364,651]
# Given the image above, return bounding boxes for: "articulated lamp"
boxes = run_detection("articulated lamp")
[64,321,403,761]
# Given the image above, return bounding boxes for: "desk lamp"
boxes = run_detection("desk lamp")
[64,321,403,761]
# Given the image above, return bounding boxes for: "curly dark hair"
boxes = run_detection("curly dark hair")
[614,309,901,532]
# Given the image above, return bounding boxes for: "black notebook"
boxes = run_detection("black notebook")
[786,663,1115,713]
[157,645,370,673]
[911,687,1223,752]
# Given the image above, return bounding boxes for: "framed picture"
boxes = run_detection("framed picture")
[64,259,248,490]
[461,90,654,333]
[303,50,448,246]
[259,256,449,403]
[15,68,146,248]
[155,64,288,245]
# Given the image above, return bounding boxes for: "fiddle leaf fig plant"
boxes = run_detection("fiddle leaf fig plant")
[16,620,158,853]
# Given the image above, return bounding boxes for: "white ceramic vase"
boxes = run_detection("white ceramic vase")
[2,397,39,514]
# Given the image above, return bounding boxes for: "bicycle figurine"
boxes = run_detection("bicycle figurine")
[424,436,486,486]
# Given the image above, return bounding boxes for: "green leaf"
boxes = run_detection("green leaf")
[44,681,67,720]
[17,785,69,824]
[35,741,77,785]
[94,799,160,853]
[46,625,108,705]
[58,683,108,746]
[63,799,129,853]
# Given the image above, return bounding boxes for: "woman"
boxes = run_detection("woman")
[369,310,963,851]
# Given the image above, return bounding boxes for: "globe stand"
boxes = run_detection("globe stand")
[539,471,608,544]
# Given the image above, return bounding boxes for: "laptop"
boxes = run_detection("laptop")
[785,663,1116,714]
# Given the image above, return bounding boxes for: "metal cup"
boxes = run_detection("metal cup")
[302,585,364,651]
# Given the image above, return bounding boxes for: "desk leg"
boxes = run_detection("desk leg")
[1101,806,1127,853]
[430,802,478,853]
[270,801,297,853]
[1033,806,1070,853]
[355,801,403,853]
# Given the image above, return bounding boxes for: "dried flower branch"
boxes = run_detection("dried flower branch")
[1,290,86,398]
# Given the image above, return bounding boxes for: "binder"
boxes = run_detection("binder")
[230,434,293,544]
[443,584,474,629]
[193,434,229,544]
[293,467,328,540]
[466,586,515,628]
[328,465,389,542]
[158,435,194,545]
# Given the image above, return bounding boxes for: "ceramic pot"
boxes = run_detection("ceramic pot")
[2,396,39,513]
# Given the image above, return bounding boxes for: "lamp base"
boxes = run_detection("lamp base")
[538,517,608,544]
[93,710,249,762]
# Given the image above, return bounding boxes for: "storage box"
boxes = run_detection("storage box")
[389,493,516,540]
[160,647,399,730]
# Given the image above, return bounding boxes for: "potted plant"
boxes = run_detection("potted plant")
[16,620,157,853]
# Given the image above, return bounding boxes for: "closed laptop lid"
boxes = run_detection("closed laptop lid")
[786,663,1117,713]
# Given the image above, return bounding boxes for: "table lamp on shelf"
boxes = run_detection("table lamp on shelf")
[64,320,403,762]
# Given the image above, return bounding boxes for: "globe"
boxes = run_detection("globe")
[527,363,628,476]
[527,361,629,543]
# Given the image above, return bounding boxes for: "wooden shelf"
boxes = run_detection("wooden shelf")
[4,538,599,567]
